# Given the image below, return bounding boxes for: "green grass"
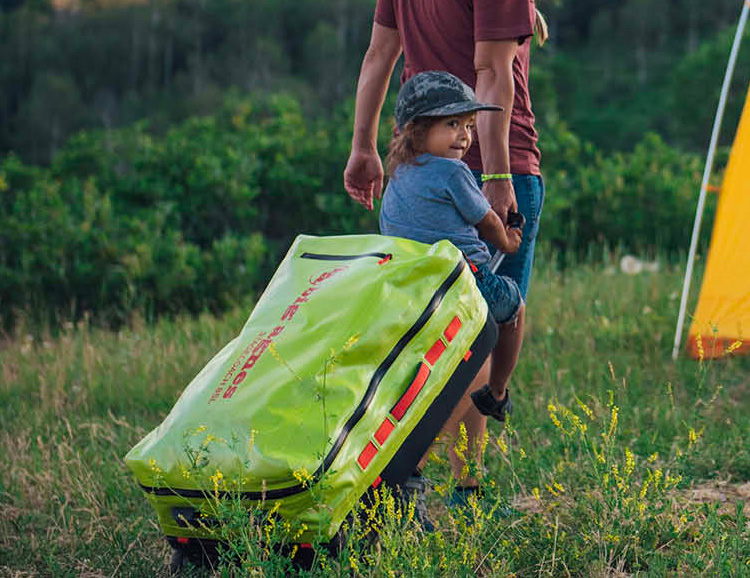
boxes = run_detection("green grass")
[1,251,749,577]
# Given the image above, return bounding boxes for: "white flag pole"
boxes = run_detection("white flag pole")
[671,0,750,361]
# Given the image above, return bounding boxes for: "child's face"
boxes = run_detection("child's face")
[424,114,475,160]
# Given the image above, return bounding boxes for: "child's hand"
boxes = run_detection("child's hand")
[476,209,523,255]
[502,225,523,253]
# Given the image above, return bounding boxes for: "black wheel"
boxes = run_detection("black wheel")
[169,549,184,575]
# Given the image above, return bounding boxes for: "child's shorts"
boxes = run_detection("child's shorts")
[473,262,523,325]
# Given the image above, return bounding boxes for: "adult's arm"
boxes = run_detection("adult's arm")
[344,23,402,211]
[474,40,519,222]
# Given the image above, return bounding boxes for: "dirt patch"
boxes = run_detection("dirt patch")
[687,480,750,516]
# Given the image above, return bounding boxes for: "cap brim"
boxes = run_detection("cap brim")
[419,102,503,118]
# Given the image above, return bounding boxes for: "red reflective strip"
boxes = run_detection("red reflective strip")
[378,254,392,265]
[357,442,378,470]
[425,339,446,365]
[444,316,462,342]
[374,418,395,445]
[372,475,382,488]
[391,363,431,421]
[300,543,313,549]
[177,537,189,545]
[463,349,473,362]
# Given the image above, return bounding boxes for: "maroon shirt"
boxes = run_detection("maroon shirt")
[375,0,540,175]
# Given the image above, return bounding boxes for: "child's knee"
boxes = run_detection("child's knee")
[499,301,523,326]
[493,283,523,325]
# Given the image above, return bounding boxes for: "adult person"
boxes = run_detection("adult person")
[344,0,546,512]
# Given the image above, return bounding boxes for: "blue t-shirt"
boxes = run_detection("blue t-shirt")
[379,154,492,264]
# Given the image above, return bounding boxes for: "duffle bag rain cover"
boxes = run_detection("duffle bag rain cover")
[125,234,490,543]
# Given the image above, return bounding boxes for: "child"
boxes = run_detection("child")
[380,70,524,423]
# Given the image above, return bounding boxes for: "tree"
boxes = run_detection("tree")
[12,71,86,163]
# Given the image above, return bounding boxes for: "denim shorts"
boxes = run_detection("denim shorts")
[473,262,523,325]
[472,172,545,299]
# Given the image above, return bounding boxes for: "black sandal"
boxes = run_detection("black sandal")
[470,385,513,423]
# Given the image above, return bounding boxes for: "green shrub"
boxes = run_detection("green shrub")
[0,154,268,328]
[0,90,721,327]
[539,122,714,257]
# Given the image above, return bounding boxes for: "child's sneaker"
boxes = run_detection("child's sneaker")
[470,386,513,423]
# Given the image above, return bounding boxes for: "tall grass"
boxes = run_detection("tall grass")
[1,250,748,576]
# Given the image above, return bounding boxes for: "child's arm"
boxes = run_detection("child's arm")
[476,208,522,254]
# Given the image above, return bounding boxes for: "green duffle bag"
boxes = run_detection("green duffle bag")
[125,234,495,548]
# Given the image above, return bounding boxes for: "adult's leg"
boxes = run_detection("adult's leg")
[444,358,490,484]
[418,357,490,484]
[497,174,545,298]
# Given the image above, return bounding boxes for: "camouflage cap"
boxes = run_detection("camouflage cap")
[394,70,503,131]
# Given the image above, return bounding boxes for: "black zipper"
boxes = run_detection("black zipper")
[300,252,390,261]
[140,259,466,501]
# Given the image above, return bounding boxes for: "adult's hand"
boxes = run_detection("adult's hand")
[344,149,384,211]
[483,179,517,223]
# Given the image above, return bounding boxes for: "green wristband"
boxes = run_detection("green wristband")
[481,173,512,182]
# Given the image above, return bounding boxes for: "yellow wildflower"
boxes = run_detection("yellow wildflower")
[592,443,606,464]
[640,474,652,499]
[687,426,703,449]
[149,458,162,475]
[665,472,682,488]
[548,405,563,431]
[608,405,619,438]
[343,334,360,350]
[724,339,743,355]
[479,428,489,457]
[292,467,312,486]
[575,396,594,420]
[624,448,635,476]
[455,422,469,453]
[210,469,224,492]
